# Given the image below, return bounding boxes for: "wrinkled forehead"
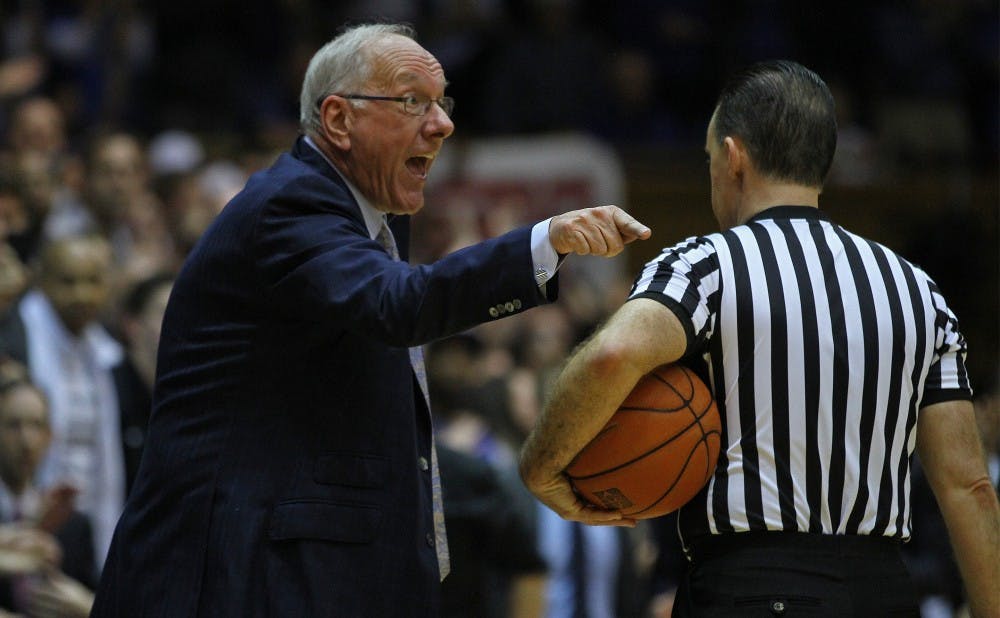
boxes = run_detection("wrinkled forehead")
[369,35,447,89]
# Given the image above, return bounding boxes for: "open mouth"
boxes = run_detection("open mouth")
[405,156,431,179]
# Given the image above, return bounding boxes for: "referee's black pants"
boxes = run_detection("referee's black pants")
[672,531,920,617]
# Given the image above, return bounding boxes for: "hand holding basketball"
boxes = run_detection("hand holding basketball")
[566,364,721,519]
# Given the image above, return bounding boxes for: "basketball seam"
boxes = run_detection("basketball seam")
[569,366,722,518]
[565,417,701,481]
[631,427,722,517]
[630,367,719,517]
[566,368,715,482]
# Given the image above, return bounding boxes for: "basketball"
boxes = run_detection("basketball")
[565,364,721,519]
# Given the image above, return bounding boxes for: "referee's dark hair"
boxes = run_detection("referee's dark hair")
[713,60,837,188]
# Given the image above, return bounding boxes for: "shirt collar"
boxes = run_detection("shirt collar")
[303,135,385,240]
[746,205,830,224]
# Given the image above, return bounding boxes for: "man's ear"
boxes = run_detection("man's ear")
[723,136,745,182]
[318,96,352,151]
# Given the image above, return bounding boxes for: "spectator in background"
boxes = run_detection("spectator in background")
[0,0,154,133]
[507,305,638,618]
[82,133,177,290]
[144,1,295,133]
[481,0,608,134]
[825,79,880,188]
[643,511,686,617]
[0,360,96,617]
[430,334,517,467]
[0,242,26,319]
[902,457,965,617]
[902,382,1000,616]
[506,305,576,449]
[869,0,973,178]
[0,171,30,253]
[590,48,681,145]
[149,157,247,260]
[536,504,628,618]
[2,97,87,251]
[596,1,718,144]
[425,331,548,616]
[0,235,125,571]
[3,98,67,164]
[438,442,546,618]
[977,385,1000,490]
[418,0,508,135]
[0,56,45,110]
[112,272,173,495]
[7,151,61,263]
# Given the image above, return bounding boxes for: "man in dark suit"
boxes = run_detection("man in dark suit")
[91,22,650,617]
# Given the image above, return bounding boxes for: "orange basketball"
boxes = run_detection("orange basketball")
[565,364,721,519]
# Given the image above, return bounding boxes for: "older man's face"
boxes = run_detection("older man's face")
[341,35,454,215]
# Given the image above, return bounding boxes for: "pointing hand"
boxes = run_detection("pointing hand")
[549,206,651,257]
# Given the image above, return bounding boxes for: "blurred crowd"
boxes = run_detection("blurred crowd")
[1,0,997,170]
[0,0,996,617]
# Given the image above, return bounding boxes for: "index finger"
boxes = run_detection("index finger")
[612,207,651,241]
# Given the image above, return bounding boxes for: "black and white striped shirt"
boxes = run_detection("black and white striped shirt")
[629,206,971,541]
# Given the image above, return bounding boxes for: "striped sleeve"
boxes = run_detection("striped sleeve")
[628,235,721,353]
[921,278,973,405]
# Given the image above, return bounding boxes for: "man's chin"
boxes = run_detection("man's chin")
[385,198,425,216]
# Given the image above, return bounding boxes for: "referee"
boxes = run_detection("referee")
[520,60,999,617]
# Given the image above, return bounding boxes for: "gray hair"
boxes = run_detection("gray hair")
[299,23,417,136]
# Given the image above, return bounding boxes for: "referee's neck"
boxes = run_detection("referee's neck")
[736,181,820,226]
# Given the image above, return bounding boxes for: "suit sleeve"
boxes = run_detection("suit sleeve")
[254,175,552,347]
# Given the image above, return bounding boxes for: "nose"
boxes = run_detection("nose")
[424,103,454,140]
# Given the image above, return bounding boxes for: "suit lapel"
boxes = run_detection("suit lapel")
[291,135,412,262]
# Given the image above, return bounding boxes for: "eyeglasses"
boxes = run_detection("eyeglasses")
[317,94,455,117]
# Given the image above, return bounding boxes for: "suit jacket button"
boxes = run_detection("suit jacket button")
[418,456,429,471]
[489,307,499,318]
[513,299,522,310]
[504,301,514,312]
[425,532,435,547]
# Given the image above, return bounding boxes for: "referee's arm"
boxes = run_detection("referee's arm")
[520,298,686,524]
[917,399,1000,618]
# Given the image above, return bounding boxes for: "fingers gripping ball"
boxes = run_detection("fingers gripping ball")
[566,364,722,519]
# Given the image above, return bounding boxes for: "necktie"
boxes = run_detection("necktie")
[376,219,451,580]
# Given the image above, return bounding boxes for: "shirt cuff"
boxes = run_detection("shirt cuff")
[530,218,561,287]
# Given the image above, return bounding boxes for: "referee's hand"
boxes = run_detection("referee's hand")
[528,472,637,527]
[549,205,651,257]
